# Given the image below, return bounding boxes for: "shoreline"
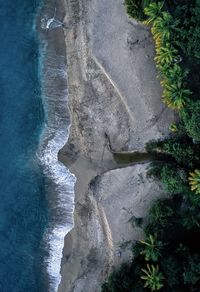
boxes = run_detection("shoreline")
[37,0,76,290]
[58,0,175,291]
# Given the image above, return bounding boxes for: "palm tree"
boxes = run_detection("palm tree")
[189,169,200,194]
[141,264,164,291]
[151,12,172,43]
[142,0,152,9]
[161,63,188,84]
[144,2,164,25]
[155,43,178,65]
[140,234,164,262]
[156,63,171,77]
[162,81,191,110]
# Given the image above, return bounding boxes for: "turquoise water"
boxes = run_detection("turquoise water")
[0,0,49,291]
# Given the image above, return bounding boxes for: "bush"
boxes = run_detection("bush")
[147,161,164,178]
[181,101,200,142]
[183,255,200,286]
[124,0,145,21]
[124,0,159,22]
[185,189,200,207]
[181,205,200,230]
[174,2,200,61]
[160,256,181,289]
[101,263,145,292]
[160,139,199,168]
[101,264,133,292]
[148,199,174,228]
[160,164,188,194]
[146,137,200,168]
[148,162,188,194]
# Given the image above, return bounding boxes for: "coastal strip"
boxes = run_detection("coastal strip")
[37,0,76,290]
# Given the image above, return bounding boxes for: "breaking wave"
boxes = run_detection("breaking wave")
[38,15,76,291]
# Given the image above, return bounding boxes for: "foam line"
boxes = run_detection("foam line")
[38,40,75,291]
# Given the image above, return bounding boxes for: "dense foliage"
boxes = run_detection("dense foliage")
[174,1,200,61]
[102,0,200,291]
[180,101,200,142]
[124,0,153,21]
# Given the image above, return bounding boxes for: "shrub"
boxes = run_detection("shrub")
[181,101,200,142]
[161,165,188,193]
[183,255,200,286]
[174,2,200,61]
[181,206,200,229]
[124,0,145,21]
[160,256,181,289]
[185,189,200,207]
[161,139,199,168]
[146,137,200,168]
[101,264,134,292]
[148,163,188,194]
[147,160,164,178]
[148,199,174,228]
[124,0,158,22]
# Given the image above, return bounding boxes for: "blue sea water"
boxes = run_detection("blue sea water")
[0,0,48,291]
[0,0,75,290]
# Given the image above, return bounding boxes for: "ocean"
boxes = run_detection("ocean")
[0,0,75,291]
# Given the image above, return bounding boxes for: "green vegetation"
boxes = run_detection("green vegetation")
[102,0,200,291]
[144,1,164,25]
[124,0,153,22]
[174,1,200,61]
[155,164,187,194]
[141,264,164,291]
[146,136,200,168]
[124,0,145,21]
[181,101,200,142]
[140,234,164,262]
[145,2,193,110]
[189,169,200,195]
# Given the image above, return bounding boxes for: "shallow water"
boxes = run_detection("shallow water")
[0,0,75,291]
[113,152,152,164]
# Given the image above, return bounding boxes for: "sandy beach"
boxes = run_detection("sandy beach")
[58,0,175,291]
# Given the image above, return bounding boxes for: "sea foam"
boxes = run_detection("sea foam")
[38,32,75,291]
